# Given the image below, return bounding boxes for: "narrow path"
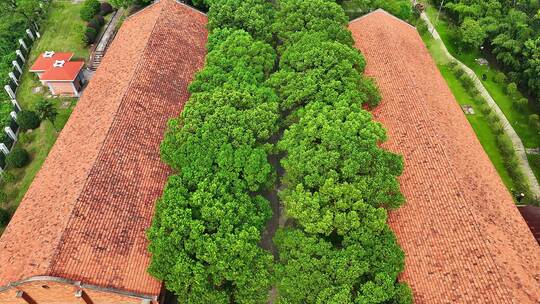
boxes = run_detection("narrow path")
[421,11,540,198]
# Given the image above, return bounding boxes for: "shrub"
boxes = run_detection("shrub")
[0,208,9,226]
[83,27,98,44]
[80,0,101,21]
[17,110,41,131]
[493,72,507,84]
[506,82,519,99]
[6,148,30,168]
[0,191,7,204]
[513,97,528,112]
[1,172,15,183]
[87,18,101,30]
[496,134,514,158]
[100,2,114,15]
[479,104,492,115]
[453,65,465,78]
[529,114,540,129]
[94,14,105,26]
[460,73,475,90]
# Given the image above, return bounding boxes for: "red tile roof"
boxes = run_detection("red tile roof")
[29,52,74,72]
[0,0,207,298]
[39,61,84,81]
[350,10,540,303]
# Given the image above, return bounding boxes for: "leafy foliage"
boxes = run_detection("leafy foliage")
[80,0,100,22]
[17,110,40,131]
[439,0,540,100]
[207,0,275,43]
[147,2,277,302]
[0,0,44,102]
[341,0,413,21]
[6,147,29,168]
[271,0,410,302]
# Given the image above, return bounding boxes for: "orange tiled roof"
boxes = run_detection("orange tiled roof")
[0,0,207,297]
[29,52,74,72]
[39,61,84,81]
[349,10,540,303]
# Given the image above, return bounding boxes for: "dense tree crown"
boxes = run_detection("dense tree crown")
[148,0,410,303]
[147,1,278,303]
[271,0,410,303]
[437,0,540,100]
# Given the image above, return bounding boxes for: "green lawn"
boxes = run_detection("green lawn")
[421,28,515,190]
[425,5,540,149]
[528,154,540,184]
[0,1,85,221]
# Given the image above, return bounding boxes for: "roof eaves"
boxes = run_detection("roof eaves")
[349,8,417,30]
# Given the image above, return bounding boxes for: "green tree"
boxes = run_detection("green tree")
[79,0,101,21]
[459,17,487,49]
[35,99,57,130]
[207,0,275,43]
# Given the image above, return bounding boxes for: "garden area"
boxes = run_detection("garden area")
[0,0,115,233]
[420,1,540,202]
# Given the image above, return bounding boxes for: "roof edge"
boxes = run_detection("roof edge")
[349,8,416,30]
[125,0,206,22]
[0,275,159,300]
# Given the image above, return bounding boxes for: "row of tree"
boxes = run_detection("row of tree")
[146,0,279,303]
[270,0,412,303]
[0,0,46,102]
[439,0,540,101]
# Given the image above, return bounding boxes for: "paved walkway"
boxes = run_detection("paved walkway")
[421,12,540,198]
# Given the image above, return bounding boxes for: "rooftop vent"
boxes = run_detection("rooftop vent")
[53,60,65,68]
[43,51,55,58]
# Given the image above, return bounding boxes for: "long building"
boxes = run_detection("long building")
[0,1,207,303]
[349,10,540,303]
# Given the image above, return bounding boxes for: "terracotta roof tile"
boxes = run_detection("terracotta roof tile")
[29,52,74,72]
[39,61,84,81]
[349,10,540,303]
[0,0,207,297]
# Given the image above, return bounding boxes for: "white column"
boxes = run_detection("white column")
[8,72,18,86]
[5,127,16,140]
[26,29,35,41]
[18,38,28,51]
[11,99,21,112]
[12,61,22,74]
[4,85,15,99]
[16,50,25,63]
[0,144,9,155]
[10,111,17,120]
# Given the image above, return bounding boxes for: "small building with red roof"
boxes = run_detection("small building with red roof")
[29,51,84,97]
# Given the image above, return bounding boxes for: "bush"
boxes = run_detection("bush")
[479,104,492,115]
[94,14,105,26]
[506,82,519,99]
[453,65,465,78]
[493,72,506,84]
[513,97,528,112]
[80,0,101,21]
[83,27,98,44]
[6,148,30,168]
[100,2,114,15]
[87,18,100,30]
[0,208,9,226]
[460,73,475,90]
[17,110,40,131]
[529,114,540,129]
[496,134,515,158]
